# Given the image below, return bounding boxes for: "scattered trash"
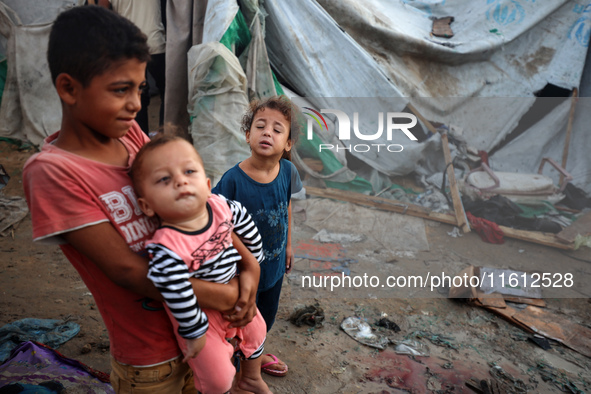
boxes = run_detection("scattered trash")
[447,227,463,238]
[289,304,325,328]
[330,366,346,375]
[574,234,591,250]
[413,187,450,213]
[449,265,543,302]
[0,196,29,237]
[341,317,389,350]
[465,377,504,394]
[560,183,591,211]
[393,339,430,357]
[489,363,530,393]
[529,335,552,350]
[466,212,505,244]
[394,250,416,259]
[536,361,588,394]
[449,265,591,358]
[375,318,401,333]
[312,229,365,244]
[409,330,458,350]
[463,194,567,234]
[479,267,543,299]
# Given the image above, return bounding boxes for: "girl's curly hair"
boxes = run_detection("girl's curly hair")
[241,95,302,161]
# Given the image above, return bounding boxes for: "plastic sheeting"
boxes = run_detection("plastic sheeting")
[187,41,251,184]
[318,0,588,97]
[1,0,590,195]
[191,0,379,192]
[491,97,591,194]
[187,0,281,185]
[314,0,590,154]
[261,0,591,185]
[0,0,81,146]
[164,0,208,131]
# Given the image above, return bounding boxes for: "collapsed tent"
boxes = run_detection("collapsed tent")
[182,0,591,193]
[0,0,590,194]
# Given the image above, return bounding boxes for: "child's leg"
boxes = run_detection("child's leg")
[238,356,272,394]
[256,278,288,376]
[167,307,236,393]
[233,310,272,393]
[256,277,283,331]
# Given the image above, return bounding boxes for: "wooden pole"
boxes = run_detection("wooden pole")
[407,104,471,233]
[304,186,574,250]
[560,88,578,185]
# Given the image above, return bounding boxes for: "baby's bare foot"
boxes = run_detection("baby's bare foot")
[238,375,272,394]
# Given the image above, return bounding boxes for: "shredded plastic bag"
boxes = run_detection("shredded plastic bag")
[341,316,388,350]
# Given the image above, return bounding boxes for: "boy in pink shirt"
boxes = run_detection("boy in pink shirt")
[23,6,258,392]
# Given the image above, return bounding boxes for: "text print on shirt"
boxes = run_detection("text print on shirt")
[99,185,157,252]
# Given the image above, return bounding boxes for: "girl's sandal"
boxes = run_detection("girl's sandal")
[261,353,288,377]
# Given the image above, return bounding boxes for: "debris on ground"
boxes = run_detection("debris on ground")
[393,339,430,357]
[341,316,389,350]
[289,304,325,328]
[408,330,458,350]
[449,265,591,358]
[375,317,401,333]
[488,362,531,393]
[536,361,589,394]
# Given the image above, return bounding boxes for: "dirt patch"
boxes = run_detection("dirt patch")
[1,137,591,393]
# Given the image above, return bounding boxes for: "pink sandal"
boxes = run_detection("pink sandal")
[261,353,288,377]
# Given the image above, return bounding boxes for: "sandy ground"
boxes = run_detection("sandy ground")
[1,101,591,393]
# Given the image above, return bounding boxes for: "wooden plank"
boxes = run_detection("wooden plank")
[304,186,457,225]
[503,296,547,308]
[560,88,578,185]
[555,210,591,244]
[476,291,507,308]
[407,103,438,135]
[498,225,574,250]
[513,306,591,358]
[304,186,574,250]
[407,103,470,233]
[440,132,471,233]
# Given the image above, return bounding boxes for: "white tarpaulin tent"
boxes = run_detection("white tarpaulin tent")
[0,0,590,193]
[0,0,82,146]
[260,0,591,192]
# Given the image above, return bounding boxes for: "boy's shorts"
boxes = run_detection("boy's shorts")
[110,356,198,394]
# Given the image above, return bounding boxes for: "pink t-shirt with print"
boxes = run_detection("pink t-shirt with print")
[23,122,180,366]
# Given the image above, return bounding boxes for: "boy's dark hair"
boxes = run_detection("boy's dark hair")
[48,5,150,87]
[130,124,200,197]
[241,95,302,161]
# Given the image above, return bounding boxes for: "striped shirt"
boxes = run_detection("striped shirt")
[145,194,264,339]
